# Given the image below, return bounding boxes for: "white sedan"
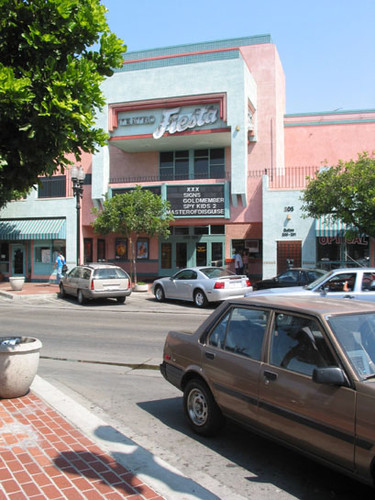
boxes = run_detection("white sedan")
[247,267,375,302]
[151,267,252,307]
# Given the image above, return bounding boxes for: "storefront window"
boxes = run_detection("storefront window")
[317,236,369,269]
[35,247,51,263]
[115,239,127,260]
[0,243,9,274]
[136,238,149,259]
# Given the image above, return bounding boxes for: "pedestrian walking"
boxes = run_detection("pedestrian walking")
[54,251,66,285]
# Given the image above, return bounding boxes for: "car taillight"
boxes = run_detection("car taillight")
[91,280,95,290]
[246,279,251,287]
[214,282,225,289]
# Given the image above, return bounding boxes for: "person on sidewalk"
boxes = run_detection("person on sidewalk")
[234,249,244,275]
[54,251,66,285]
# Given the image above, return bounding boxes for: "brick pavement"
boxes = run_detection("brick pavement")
[0,392,164,499]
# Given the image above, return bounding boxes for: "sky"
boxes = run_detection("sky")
[102,0,375,114]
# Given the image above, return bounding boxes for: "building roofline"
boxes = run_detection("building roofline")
[122,34,272,62]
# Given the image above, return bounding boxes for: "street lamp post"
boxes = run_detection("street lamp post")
[71,166,86,265]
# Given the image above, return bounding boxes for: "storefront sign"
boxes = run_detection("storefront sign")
[319,236,368,245]
[153,106,219,139]
[281,228,296,237]
[167,185,225,217]
[119,115,156,126]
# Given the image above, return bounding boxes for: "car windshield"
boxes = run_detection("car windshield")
[305,270,330,290]
[201,267,236,279]
[327,312,375,379]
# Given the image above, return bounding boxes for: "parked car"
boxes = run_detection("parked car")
[253,267,326,290]
[247,267,375,302]
[59,263,132,304]
[160,295,375,486]
[151,266,252,308]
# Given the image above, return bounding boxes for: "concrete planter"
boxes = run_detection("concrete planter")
[134,283,149,292]
[0,337,42,398]
[9,276,25,291]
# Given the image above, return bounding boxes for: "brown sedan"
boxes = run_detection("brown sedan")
[160,295,375,487]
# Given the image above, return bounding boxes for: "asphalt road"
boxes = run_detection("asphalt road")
[0,294,374,499]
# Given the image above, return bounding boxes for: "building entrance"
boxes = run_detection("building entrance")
[159,225,225,275]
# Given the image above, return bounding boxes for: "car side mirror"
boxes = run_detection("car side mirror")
[273,277,278,282]
[313,367,349,387]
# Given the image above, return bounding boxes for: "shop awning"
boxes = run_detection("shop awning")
[0,218,66,240]
[315,215,359,237]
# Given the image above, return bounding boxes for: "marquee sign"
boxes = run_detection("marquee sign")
[153,106,219,139]
[116,104,223,139]
[167,184,225,217]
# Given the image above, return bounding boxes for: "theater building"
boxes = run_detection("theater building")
[0,35,374,282]
[83,35,286,279]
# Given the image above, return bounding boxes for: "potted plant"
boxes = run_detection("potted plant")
[134,281,149,292]
[9,276,25,291]
[0,337,42,398]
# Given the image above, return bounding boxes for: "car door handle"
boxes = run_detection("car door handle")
[263,370,278,382]
[205,352,215,360]
[343,294,355,299]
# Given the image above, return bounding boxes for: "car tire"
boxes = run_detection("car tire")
[194,289,208,308]
[77,289,85,305]
[183,379,224,436]
[155,285,165,302]
[59,283,66,298]
[117,296,126,304]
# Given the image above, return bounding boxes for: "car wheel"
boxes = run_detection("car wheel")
[183,379,224,436]
[194,289,208,308]
[155,285,165,302]
[59,283,66,298]
[77,289,85,305]
[117,296,126,304]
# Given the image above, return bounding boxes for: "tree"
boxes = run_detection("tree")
[301,152,375,238]
[92,186,174,284]
[0,0,125,208]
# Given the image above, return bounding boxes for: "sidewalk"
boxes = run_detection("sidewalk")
[0,281,59,299]
[0,389,164,499]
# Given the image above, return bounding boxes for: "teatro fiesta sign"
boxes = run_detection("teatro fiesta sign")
[153,106,219,139]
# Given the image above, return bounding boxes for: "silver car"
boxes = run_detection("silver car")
[59,263,132,304]
[151,266,252,307]
[247,267,375,302]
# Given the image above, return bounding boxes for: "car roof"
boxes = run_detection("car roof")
[279,267,324,272]
[77,263,122,269]
[225,295,375,315]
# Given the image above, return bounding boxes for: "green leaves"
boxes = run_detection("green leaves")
[301,152,375,238]
[0,0,126,208]
[92,186,174,239]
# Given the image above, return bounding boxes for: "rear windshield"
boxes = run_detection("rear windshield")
[201,267,236,279]
[93,268,129,279]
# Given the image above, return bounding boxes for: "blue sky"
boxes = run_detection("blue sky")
[103,0,375,114]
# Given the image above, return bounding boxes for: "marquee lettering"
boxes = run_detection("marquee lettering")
[153,106,218,139]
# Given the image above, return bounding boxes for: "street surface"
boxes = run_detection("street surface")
[0,293,374,499]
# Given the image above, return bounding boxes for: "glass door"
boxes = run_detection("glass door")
[12,244,25,276]
[176,242,187,269]
[196,242,207,266]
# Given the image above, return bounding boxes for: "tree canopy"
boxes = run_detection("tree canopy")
[0,0,125,208]
[301,152,375,238]
[92,186,174,283]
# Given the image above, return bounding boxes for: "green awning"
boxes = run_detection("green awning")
[315,215,359,237]
[0,218,66,240]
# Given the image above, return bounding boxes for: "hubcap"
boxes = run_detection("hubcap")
[195,292,204,306]
[187,388,208,426]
